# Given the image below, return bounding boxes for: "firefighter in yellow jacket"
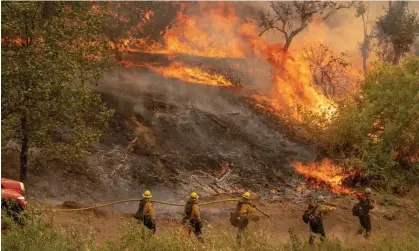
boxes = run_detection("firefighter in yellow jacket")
[235,191,256,246]
[135,190,156,234]
[304,195,335,244]
[183,192,203,242]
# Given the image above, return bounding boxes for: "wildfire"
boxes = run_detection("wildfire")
[148,3,248,58]
[147,62,234,87]
[293,159,358,195]
[115,2,339,120]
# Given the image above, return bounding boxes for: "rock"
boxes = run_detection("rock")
[383,213,396,221]
[61,201,81,209]
[250,215,260,221]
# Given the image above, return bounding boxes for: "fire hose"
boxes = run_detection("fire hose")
[41,199,270,218]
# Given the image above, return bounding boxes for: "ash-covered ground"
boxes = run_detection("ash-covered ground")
[3,65,322,213]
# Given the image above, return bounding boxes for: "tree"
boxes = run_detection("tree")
[301,42,351,97]
[99,2,180,59]
[414,40,419,56]
[301,57,419,190]
[355,2,372,76]
[1,2,115,182]
[375,1,419,64]
[257,1,353,51]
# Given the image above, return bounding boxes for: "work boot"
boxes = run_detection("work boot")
[308,236,314,245]
[356,228,364,235]
[364,232,370,239]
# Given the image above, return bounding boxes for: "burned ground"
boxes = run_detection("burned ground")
[2,66,316,208]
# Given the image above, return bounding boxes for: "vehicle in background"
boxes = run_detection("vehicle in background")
[1,178,27,228]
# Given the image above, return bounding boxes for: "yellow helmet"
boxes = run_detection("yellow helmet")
[142,190,152,199]
[242,192,250,200]
[190,191,199,199]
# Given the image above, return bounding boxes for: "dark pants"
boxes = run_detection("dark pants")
[188,219,203,242]
[143,216,156,234]
[309,222,326,244]
[359,214,371,233]
[236,218,249,246]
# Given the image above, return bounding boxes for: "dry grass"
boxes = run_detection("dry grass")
[2,211,419,251]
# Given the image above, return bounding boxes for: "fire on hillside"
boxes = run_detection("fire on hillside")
[112,2,337,120]
[293,159,361,195]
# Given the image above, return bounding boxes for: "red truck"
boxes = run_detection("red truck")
[1,178,27,228]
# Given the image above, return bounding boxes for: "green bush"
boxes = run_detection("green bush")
[299,57,419,191]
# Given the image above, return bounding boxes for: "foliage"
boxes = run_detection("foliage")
[2,212,419,251]
[102,2,180,42]
[99,2,180,57]
[301,42,352,97]
[299,57,419,191]
[375,2,419,64]
[1,2,115,181]
[257,1,353,50]
[355,2,372,76]
[1,210,94,251]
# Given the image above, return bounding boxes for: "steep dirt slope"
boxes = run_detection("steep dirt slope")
[2,68,314,209]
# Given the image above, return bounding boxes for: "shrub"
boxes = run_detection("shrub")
[2,211,419,251]
[299,57,419,191]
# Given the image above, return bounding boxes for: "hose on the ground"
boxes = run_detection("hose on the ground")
[40,198,270,217]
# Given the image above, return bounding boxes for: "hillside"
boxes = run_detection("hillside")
[3,65,317,209]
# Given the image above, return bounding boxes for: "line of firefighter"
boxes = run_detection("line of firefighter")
[134,188,374,245]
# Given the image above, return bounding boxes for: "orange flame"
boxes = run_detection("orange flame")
[148,62,234,87]
[293,159,357,195]
[150,3,247,58]
[116,2,338,120]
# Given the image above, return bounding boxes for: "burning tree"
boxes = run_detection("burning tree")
[298,57,419,192]
[301,42,352,97]
[257,1,353,51]
[99,2,180,59]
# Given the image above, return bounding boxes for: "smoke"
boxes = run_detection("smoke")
[95,1,419,134]
[296,2,419,68]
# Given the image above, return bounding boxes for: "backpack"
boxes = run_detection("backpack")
[230,201,246,227]
[134,199,146,221]
[184,200,197,219]
[302,206,319,225]
[352,202,364,217]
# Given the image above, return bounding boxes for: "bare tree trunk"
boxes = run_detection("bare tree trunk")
[361,13,368,76]
[279,41,290,66]
[19,111,29,183]
[284,38,292,51]
[393,45,402,65]
[362,51,368,75]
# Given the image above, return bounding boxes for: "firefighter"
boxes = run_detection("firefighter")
[304,195,336,245]
[136,190,156,234]
[354,190,374,238]
[234,191,256,246]
[183,192,203,243]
